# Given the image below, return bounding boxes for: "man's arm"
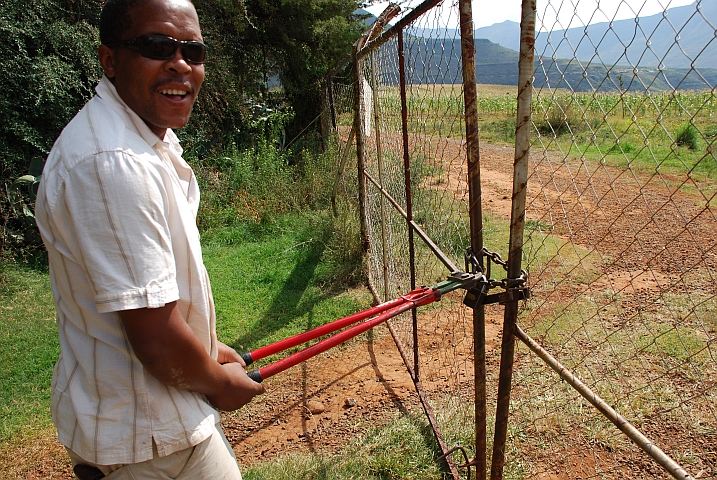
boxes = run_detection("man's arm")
[119,302,264,411]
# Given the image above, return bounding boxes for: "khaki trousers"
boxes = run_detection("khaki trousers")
[67,423,242,480]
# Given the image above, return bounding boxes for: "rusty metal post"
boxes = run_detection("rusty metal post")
[398,30,420,383]
[370,51,391,301]
[490,1,536,479]
[458,0,486,477]
[353,44,370,253]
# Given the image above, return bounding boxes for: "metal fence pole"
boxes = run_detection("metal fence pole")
[398,29,420,384]
[490,1,536,479]
[458,0,486,477]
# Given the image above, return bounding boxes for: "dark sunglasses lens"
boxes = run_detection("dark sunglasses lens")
[138,36,206,63]
[182,43,207,64]
[138,36,177,59]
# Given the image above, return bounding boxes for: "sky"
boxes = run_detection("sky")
[362,0,696,29]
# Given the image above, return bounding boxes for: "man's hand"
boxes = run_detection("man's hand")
[206,361,264,411]
[119,303,264,411]
[208,341,265,411]
[217,341,245,367]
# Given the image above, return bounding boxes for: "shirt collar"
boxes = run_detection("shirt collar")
[95,75,182,154]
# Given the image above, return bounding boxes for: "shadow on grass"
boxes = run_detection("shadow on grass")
[229,225,331,350]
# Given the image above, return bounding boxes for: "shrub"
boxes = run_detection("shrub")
[675,123,699,151]
[1,158,45,259]
[482,117,517,143]
[534,98,580,137]
[607,141,637,155]
[193,140,340,230]
[0,0,102,181]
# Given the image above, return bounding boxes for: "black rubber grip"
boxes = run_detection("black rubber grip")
[241,351,254,366]
[247,369,263,383]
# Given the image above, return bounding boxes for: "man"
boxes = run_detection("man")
[34,0,264,478]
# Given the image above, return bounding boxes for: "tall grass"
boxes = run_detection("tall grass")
[192,140,338,229]
[245,412,445,480]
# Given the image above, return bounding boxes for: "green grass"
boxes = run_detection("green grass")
[243,395,530,480]
[0,123,512,478]
[203,211,372,356]
[0,208,472,478]
[3,138,470,478]
[0,259,57,443]
[244,412,446,480]
[0,208,372,452]
[478,88,717,189]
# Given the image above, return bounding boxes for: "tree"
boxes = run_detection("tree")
[0,0,363,179]
[242,0,364,138]
[0,0,102,180]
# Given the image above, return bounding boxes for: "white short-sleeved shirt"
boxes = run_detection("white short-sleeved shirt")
[35,76,219,465]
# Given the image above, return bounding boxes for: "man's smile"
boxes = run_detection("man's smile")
[160,89,188,96]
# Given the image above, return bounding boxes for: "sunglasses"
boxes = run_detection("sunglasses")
[108,34,207,64]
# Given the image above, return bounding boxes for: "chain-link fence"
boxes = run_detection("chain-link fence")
[329,3,482,477]
[327,0,716,478]
[510,0,716,478]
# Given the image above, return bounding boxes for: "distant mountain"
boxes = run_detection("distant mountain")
[378,36,518,85]
[363,2,717,90]
[473,1,716,70]
[377,35,717,91]
[354,7,377,26]
[474,21,522,53]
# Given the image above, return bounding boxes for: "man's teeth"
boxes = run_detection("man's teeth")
[160,89,188,96]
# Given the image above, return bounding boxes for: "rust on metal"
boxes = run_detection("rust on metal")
[490,1,536,479]
[357,0,444,58]
[397,29,421,382]
[457,0,486,477]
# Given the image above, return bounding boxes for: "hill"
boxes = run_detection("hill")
[473,1,716,70]
[382,35,717,91]
[374,1,717,91]
[384,36,518,85]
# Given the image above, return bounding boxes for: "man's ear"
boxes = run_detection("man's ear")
[98,44,116,79]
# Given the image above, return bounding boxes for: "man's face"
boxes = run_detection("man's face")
[99,0,205,138]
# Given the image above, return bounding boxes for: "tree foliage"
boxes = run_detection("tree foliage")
[0,0,364,181]
[0,0,102,179]
[243,0,363,138]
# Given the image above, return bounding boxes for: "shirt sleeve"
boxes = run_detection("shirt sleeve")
[62,150,180,312]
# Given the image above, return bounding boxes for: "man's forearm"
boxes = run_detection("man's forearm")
[119,302,263,410]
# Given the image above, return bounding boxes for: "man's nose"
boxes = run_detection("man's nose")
[166,47,192,74]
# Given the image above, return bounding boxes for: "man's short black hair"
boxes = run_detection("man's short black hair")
[99,0,141,45]
[99,0,198,45]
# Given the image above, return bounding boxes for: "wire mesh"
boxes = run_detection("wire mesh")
[332,0,482,472]
[329,0,716,478]
[512,0,717,478]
